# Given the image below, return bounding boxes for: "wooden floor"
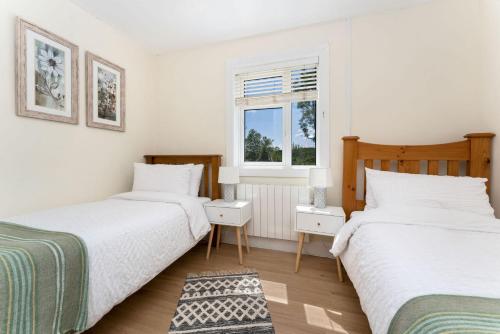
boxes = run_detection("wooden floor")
[86,243,370,334]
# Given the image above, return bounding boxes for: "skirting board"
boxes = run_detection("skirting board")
[220,230,334,259]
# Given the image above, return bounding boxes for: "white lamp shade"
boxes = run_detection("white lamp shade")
[309,168,332,187]
[218,167,240,184]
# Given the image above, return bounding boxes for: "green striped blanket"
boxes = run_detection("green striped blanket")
[388,294,500,334]
[0,222,89,334]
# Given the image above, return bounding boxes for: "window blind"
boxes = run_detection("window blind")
[235,63,318,107]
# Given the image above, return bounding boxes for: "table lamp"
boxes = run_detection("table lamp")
[309,168,332,208]
[218,167,240,202]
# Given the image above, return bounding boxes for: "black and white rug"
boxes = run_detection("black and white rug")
[169,269,275,334]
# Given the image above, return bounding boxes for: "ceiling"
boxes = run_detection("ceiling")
[70,0,432,53]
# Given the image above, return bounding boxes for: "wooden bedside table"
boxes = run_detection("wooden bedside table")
[294,205,346,281]
[204,199,252,265]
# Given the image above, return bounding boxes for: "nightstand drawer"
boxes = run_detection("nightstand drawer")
[296,212,343,235]
[205,206,241,224]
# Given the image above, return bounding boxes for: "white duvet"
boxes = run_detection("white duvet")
[330,206,500,334]
[5,191,211,329]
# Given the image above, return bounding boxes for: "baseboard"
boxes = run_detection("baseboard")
[220,230,334,258]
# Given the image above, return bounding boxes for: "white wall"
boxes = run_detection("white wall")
[0,0,158,216]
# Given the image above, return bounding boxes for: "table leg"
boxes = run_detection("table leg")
[336,257,344,282]
[295,232,305,272]
[206,224,215,260]
[216,225,222,252]
[236,227,243,265]
[243,224,250,253]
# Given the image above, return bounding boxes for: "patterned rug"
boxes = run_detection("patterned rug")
[169,269,275,334]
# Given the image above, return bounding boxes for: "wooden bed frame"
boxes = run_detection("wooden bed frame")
[342,133,495,218]
[144,155,222,200]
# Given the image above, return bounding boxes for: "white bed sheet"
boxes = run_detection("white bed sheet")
[331,206,500,334]
[197,197,211,205]
[5,192,211,329]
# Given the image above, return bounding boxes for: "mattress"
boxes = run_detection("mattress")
[331,206,500,334]
[5,192,211,328]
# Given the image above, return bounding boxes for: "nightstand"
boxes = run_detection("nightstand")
[294,205,346,281]
[204,199,252,264]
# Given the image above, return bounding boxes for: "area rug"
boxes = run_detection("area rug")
[169,269,275,333]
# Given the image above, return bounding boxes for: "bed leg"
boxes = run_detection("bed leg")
[336,257,344,282]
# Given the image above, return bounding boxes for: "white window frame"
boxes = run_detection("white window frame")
[225,45,330,178]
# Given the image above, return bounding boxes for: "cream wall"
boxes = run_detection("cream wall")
[153,0,492,256]
[154,0,486,206]
[350,0,483,143]
[154,14,352,203]
[1,0,497,256]
[0,0,157,216]
[480,0,500,216]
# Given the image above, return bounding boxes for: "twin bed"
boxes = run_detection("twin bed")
[1,155,221,333]
[332,133,500,334]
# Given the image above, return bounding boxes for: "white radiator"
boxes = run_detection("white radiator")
[236,184,311,241]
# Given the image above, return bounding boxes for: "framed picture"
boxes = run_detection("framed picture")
[86,52,126,131]
[16,18,78,124]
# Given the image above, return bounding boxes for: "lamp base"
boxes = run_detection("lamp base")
[223,184,235,202]
[313,187,327,208]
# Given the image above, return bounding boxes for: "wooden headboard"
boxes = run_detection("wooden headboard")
[342,133,495,217]
[143,155,222,200]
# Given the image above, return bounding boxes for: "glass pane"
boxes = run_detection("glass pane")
[292,101,316,165]
[244,108,283,162]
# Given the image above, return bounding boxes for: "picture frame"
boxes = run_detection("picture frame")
[85,52,126,132]
[16,18,79,124]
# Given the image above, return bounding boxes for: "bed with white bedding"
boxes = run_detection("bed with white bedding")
[0,154,222,333]
[6,191,211,329]
[331,206,500,334]
[335,133,500,334]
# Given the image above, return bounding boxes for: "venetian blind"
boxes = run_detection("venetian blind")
[234,62,318,107]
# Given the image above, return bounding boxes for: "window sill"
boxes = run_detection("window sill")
[238,166,312,178]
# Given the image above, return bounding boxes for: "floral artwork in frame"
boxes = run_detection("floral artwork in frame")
[16,18,78,124]
[86,52,126,132]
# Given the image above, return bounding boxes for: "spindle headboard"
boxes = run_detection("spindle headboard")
[143,155,222,200]
[342,133,495,218]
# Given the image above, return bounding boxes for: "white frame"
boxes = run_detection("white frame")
[226,45,330,177]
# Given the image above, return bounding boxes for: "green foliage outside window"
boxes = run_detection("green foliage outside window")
[244,100,316,165]
[244,129,282,162]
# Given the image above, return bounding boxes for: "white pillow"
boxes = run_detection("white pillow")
[132,163,191,195]
[364,180,377,210]
[189,164,204,197]
[365,168,494,217]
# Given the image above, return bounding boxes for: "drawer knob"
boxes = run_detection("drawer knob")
[317,222,321,226]
[219,214,224,218]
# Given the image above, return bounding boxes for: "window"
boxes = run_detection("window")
[227,47,329,177]
[244,107,283,163]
